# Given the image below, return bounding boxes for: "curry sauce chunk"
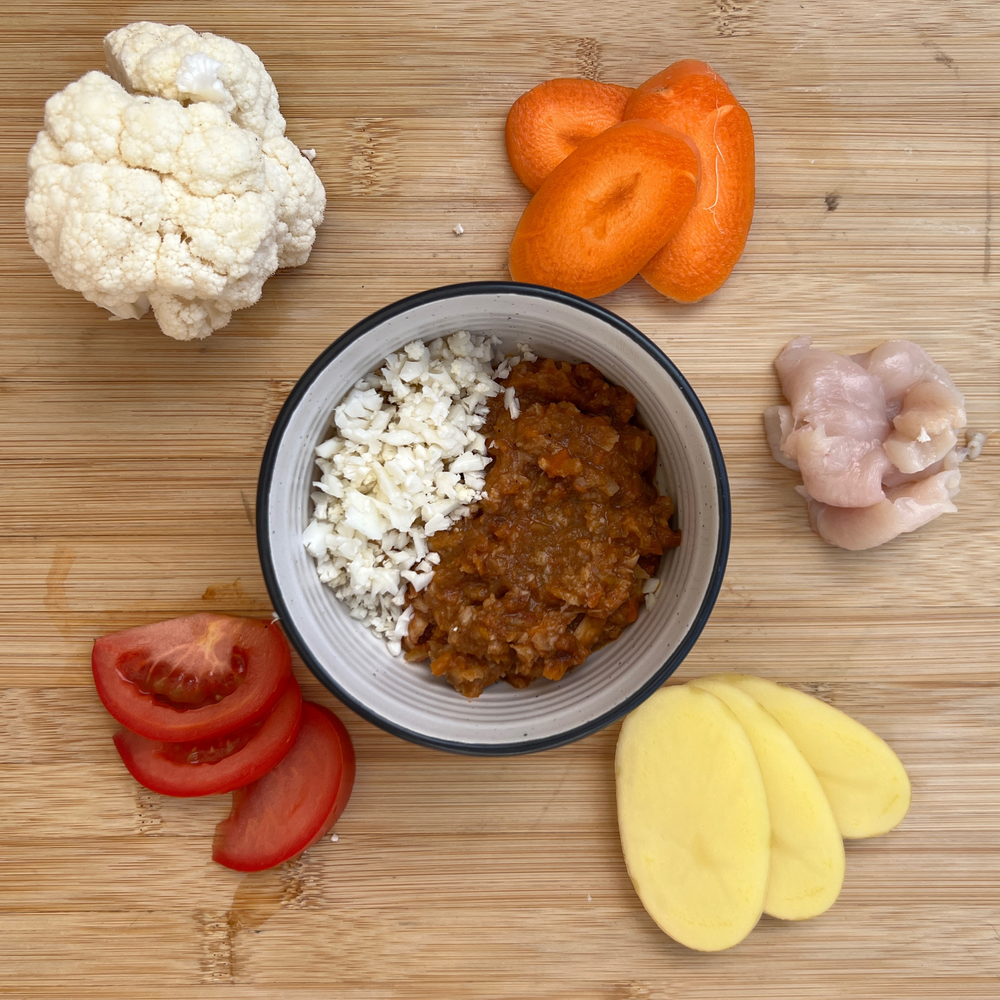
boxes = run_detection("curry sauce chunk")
[403,358,680,697]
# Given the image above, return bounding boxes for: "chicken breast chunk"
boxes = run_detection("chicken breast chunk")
[765,337,969,550]
[853,340,966,475]
[773,337,891,507]
[803,465,960,551]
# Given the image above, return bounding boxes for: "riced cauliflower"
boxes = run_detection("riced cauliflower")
[25,22,325,341]
[304,332,526,655]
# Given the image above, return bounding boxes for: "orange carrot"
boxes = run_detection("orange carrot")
[505,78,633,194]
[623,60,755,302]
[508,120,699,299]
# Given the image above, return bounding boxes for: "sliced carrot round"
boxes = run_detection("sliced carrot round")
[508,119,700,299]
[625,59,738,137]
[623,60,755,302]
[505,78,633,193]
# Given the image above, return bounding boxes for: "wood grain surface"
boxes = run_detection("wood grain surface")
[1,1,998,997]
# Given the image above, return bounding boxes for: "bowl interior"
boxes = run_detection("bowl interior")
[258,285,728,753]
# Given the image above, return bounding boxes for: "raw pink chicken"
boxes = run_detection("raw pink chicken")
[764,337,968,550]
[770,336,892,507]
[803,454,960,551]
[853,340,966,474]
[880,452,953,489]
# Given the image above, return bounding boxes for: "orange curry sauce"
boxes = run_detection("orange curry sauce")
[403,358,680,697]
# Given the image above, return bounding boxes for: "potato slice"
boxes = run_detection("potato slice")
[615,685,770,951]
[690,678,845,920]
[720,674,911,839]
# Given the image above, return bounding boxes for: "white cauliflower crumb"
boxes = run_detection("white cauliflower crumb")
[965,430,988,460]
[504,386,520,420]
[453,223,464,235]
[300,148,317,162]
[305,332,508,650]
[25,21,325,341]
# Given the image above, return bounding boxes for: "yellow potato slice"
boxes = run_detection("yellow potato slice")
[690,678,845,920]
[615,685,770,952]
[720,674,911,839]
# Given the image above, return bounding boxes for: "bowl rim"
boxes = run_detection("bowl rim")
[256,280,731,755]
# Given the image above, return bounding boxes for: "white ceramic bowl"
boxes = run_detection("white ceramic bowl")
[257,282,730,754]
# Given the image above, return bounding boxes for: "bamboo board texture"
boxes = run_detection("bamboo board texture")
[1,1,999,997]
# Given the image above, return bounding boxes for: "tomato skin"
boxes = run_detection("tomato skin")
[212,702,356,872]
[93,614,292,742]
[112,680,303,798]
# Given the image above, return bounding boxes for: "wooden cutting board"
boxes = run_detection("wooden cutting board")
[1,1,998,996]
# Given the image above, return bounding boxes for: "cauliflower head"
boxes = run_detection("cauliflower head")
[25,22,325,340]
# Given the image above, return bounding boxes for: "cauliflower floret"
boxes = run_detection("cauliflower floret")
[103,21,285,139]
[25,22,324,341]
[262,134,328,268]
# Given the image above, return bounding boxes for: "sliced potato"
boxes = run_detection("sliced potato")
[690,678,845,920]
[615,685,770,952]
[720,674,911,839]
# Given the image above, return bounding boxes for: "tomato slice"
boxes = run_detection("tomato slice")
[212,702,356,872]
[112,679,303,797]
[93,614,292,742]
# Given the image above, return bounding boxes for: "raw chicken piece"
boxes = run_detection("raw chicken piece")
[880,449,957,489]
[855,339,956,411]
[884,424,957,476]
[852,341,932,417]
[763,405,799,470]
[803,466,960,551]
[853,340,966,475]
[766,337,970,550]
[774,337,892,507]
[883,376,965,473]
[892,377,965,437]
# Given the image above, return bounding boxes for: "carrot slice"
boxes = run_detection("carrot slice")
[626,60,739,136]
[508,119,699,299]
[623,60,755,303]
[506,79,633,194]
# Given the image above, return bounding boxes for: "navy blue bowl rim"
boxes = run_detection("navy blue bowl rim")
[256,280,731,756]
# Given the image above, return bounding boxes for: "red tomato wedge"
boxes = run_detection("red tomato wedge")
[93,614,292,742]
[212,702,356,872]
[112,680,303,798]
